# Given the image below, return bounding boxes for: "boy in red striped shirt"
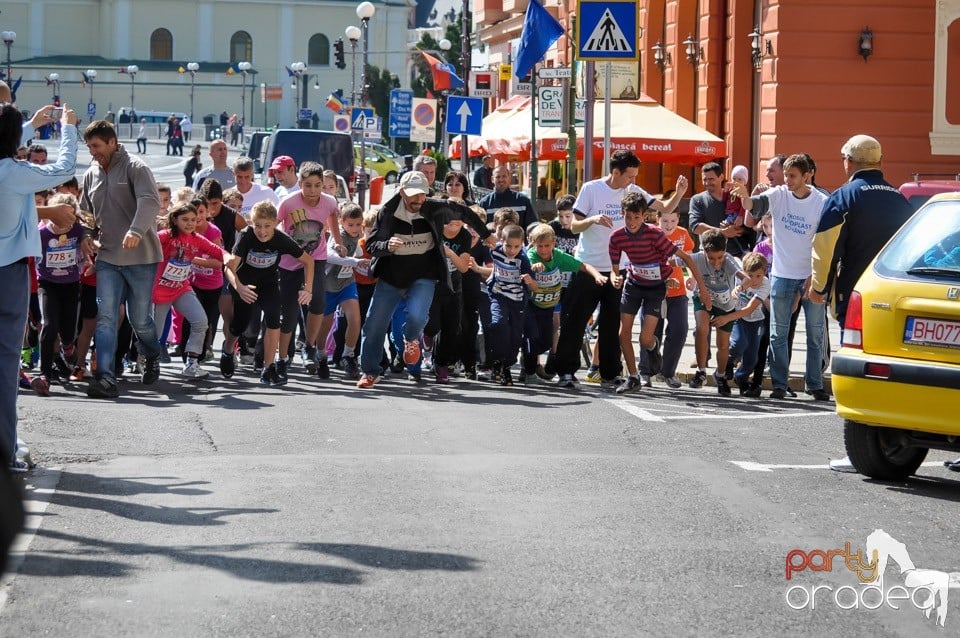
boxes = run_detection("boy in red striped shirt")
[609,192,709,394]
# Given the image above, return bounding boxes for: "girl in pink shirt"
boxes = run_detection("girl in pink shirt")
[153,202,234,378]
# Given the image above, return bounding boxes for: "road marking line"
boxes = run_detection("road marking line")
[605,398,665,422]
[0,468,61,617]
[731,461,946,472]
[663,411,833,421]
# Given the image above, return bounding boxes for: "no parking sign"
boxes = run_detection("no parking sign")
[410,98,437,143]
[333,114,350,133]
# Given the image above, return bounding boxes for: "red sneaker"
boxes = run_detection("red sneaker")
[403,339,421,365]
[356,374,378,389]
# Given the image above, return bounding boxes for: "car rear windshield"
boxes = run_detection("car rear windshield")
[271,132,353,180]
[876,201,960,277]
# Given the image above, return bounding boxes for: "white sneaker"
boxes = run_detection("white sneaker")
[181,361,210,379]
[829,456,857,473]
[665,376,682,389]
[640,374,652,387]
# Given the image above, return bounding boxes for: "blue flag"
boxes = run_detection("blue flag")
[514,0,565,80]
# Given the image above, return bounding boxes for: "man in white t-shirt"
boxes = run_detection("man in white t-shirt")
[233,156,279,220]
[733,153,829,400]
[555,149,688,389]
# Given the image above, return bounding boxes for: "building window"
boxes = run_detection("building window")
[308,34,330,66]
[230,31,253,63]
[150,28,173,61]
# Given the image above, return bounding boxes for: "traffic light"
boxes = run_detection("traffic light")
[53,95,60,107]
[334,38,346,70]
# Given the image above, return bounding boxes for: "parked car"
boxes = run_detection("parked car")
[244,131,272,174]
[832,191,960,479]
[260,129,354,192]
[354,144,399,184]
[899,174,960,211]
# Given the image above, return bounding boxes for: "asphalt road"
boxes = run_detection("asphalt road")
[8,141,959,637]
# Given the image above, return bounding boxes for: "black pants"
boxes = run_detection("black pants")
[522,304,555,374]
[180,286,222,359]
[424,290,462,368]
[556,270,621,380]
[459,284,484,368]
[750,306,771,389]
[230,284,280,336]
[38,280,79,377]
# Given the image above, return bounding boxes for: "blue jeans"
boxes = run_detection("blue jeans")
[94,261,162,381]
[730,318,763,385]
[360,278,436,375]
[768,276,824,391]
[0,261,29,464]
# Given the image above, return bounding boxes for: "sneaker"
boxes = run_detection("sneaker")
[601,376,625,392]
[557,374,580,389]
[535,363,553,381]
[356,374,378,389]
[943,457,960,472]
[260,364,278,385]
[735,376,750,396]
[524,373,544,385]
[304,346,318,375]
[646,339,662,375]
[769,388,787,400]
[69,365,87,382]
[181,361,209,379]
[275,359,289,385]
[403,339,421,366]
[640,374,652,388]
[785,387,798,398]
[8,458,29,474]
[435,365,450,384]
[20,348,33,370]
[476,367,492,382]
[422,349,433,371]
[809,389,831,402]
[32,375,51,397]
[615,376,642,394]
[743,386,762,398]
[316,358,330,379]
[389,356,406,374]
[219,352,236,378]
[86,376,119,398]
[341,356,360,380]
[689,370,707,389]
[238,341,254,366]
[829,456,857,473]
[253,352,264,374]
[543,353,557,378]
[500,365,514,387]
[714,371,732,396]
[464,365,478,380]
[407,369,423,383]
[585,366,601,383]
[54,350,73,377]
[665,376,682,389]
[203,349,215,362]
[141,355,161,385]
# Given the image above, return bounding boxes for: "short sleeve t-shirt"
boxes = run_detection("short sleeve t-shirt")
[233,227,305,286]
[191,223,225,290]
[153,230,227,304]
[277,191,339,270]
[690,251,741,312]
[210,205,241,252]
[548,220,580,256]
[750,186,827,279]
[737,276,771,322]
[488,245,533,302]
[573,179,654,271]
[608,223,678,286]
[527,247,583,309]
[440,227,474,294]
[37,222,84,284]
[665,226,694,298]
[237,183,280,220]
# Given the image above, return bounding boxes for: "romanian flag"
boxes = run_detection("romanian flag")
[325,92,344,113]
[419,49,463,92]
[225,64,238,75]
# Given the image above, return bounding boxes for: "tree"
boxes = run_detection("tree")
[411,17,463,98]
[364,63,400,144]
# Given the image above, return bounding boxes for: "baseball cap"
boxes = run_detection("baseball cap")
[841,135,882,164]
[270,155,296,171]
[400,170,430,196]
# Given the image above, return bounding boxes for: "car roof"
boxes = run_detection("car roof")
[924,190,960,203]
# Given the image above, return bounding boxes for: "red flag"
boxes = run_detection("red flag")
[419,49,464,92]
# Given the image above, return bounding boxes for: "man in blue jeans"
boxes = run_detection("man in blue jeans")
[357,172,493,389]
[80,120,164,398]
[732,153,831,401]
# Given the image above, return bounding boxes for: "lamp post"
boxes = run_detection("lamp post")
[85,69,97,118]
[1,31,14,87]
[238,60,252,127]
[438,38,451,155]
[186,62,199,120]
[126,64,139,111]
[47,72,60,104]
[290,61,306,127]
[356,0,376,208]
[345,25,361,111]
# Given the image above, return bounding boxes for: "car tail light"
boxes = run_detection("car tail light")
[843,291,863,349]
[348,170,356,195]
[864,362,892,379]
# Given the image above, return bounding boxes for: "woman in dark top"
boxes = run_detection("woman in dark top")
[183,145,202,186]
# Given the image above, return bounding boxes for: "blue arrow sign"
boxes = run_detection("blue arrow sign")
[445,96,484,136]
[577,0,639,61]
[389,89,413,138]
[351,107,374,131]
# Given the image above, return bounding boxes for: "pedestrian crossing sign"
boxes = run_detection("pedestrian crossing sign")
[576,0,640,62]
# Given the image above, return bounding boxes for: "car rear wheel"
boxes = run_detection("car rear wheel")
[385,171,398,185]
[843,420,928,480]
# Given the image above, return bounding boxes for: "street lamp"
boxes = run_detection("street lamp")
[438,38,451,155]
[356,0,376,208]
[47,72,60,104]
[126,64,139,111]
[345,25,361,110]
[186,62,199,120]
[290,61,306,126]
[1,31,14,88]
[238,61,252,127]
[85,69,97,118]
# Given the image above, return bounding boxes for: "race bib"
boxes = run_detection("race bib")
[627,262,661,282]
[192,263,214,276]
[493,261,521,283]
[710,287,732,305]
[45,246,76,269]
[532,289,562,306]
[246,251,277,268]
[161,259,192,283]
[535,268,563,288]
[355,262,370,277]
[338,265,353,278]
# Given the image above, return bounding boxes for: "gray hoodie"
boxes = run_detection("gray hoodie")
[81,143,162,266]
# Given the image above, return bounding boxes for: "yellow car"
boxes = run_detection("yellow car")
[354,144,400,184]
[832,192,960,480]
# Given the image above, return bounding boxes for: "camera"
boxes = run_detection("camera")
[49,108,63,119]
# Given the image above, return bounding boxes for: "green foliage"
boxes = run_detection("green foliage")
[365,64,400,145]
[425,148,450,182]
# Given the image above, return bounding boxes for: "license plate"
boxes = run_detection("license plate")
[904,316,960,349]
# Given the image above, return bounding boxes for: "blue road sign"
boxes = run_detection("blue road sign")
[351,107,374,131]
[389,88,413,138]
[299,108,313,121]
[445,96,484,136]
[87,102,96,118]
[577,0,639,62]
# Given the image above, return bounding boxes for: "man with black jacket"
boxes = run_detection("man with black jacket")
[356,171,494,388]
[478,165,538,228]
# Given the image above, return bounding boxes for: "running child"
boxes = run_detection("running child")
[487,224,538,386]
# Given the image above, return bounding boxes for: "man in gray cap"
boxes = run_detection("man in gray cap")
[810,135,914,473]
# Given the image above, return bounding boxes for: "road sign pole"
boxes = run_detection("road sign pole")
[530,67,538,208]
[583,60,595,181]
[603,61,612,176]
[566,15,578,194]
